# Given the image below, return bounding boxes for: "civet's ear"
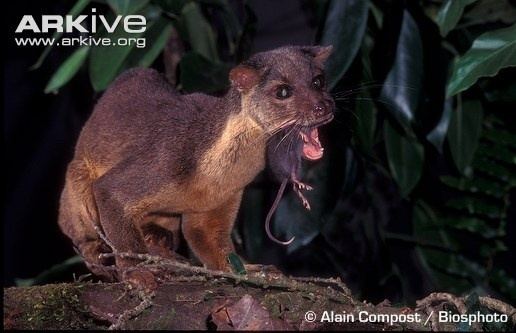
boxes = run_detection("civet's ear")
[301,45,333,64]
[229,65,260,92]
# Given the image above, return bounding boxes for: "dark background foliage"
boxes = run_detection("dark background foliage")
[4,0,516,307]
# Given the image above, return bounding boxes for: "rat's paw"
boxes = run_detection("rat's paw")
[302,198,311,210]
[293,180,313,191]
[122,269,158,292]
[293,187,312,210]
[295,192,311,210]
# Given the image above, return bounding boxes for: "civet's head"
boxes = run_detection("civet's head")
[230,45,335,160]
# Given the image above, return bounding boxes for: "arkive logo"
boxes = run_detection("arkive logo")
[15,8,146,34]
[14,8,147,49]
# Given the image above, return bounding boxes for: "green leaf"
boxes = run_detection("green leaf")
[107,0,150,15]
[480,240,507,257]
[320,0,369,89]
[380,10,423,133]
[31,0,90,70]
[218,3,243,54]
[234,3,257,61]
[440,175,505,199]
[472,158,516,184]
[490,269,516,301]
[153,0,188,15]
[89,18,146,91]
[123,17,173,68]
[240,187,267,260]
[352,94,377,154]
[413,202,463,290]
[447,24,516,97]
[198,0,242,54]
[436,0,479,36]
[180,2,219,62]
[447,100,483,174]
[227,253,246,275]
[446,196,504,218]
[138,23,173,67]
[352,44,377,154]
[370,1,383,29]
[427,98,453,153]
[443,254,486,283]
[15,256,84,287]
[440,217,504,238]
[476,143,516,165]
[483,128,516,148]
[482,79,516,104]
[384,121,424,197]
[44,47,90,94]
[179,52,230,93]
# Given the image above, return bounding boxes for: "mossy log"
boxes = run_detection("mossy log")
[3,276,430,330]
[4,265,514,330]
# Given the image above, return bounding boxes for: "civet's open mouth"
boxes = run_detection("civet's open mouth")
[300,127,324,160]
[299,113,333,161]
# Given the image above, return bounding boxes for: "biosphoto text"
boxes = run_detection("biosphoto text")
[14,8,146,48]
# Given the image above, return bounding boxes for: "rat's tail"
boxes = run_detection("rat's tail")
[265,179,295,245]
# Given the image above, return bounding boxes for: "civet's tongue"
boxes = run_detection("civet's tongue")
[300,128,324,161]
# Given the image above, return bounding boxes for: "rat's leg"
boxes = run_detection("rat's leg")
[291,171,313,191]
[291,173,312,210]
[182,191,242,271]
[293,186,311,210]
[292,179,313,191]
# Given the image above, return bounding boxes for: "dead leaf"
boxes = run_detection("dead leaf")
[210,294,292,330]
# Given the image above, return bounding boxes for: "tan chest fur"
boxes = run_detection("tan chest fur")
[183,113,266,210]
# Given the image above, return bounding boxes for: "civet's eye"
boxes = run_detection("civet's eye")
[275,85,292,99]
[312,75,325,90]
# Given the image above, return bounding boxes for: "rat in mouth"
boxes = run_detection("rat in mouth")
[266,115,333,245]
